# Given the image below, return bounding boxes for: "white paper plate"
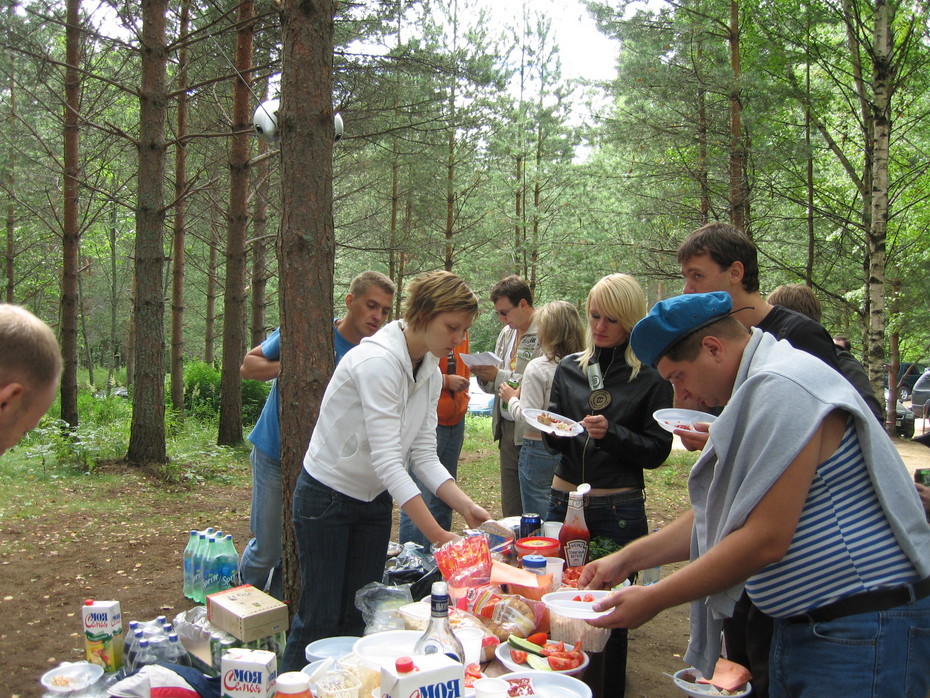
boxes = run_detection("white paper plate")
[523,409,584,436]
[495,641,588,676]
[671,668,751,697]
[499,669,593,698]
[40,662,104,693]
[542,589,614,619]
[653,408,717,434]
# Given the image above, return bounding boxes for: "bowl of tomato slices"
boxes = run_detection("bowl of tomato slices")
[496,637,589,676]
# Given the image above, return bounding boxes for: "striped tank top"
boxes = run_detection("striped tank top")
[745,418,917,617]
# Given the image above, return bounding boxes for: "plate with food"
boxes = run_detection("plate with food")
[542,589,614,620]
[496,636,589,676]
[40,662,104,693]
[523,409,584,437]
[498,670,593,698]
[652,408,716,434]
[671,667,751,697]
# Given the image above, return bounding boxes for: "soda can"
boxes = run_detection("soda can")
[915,468,930,486]
[520,513,542,539]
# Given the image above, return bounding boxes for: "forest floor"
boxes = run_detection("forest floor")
[2,433,928,698]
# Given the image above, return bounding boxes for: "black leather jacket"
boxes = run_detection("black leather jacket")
[543,344,673,490]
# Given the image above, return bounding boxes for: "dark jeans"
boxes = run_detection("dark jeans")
[548,489,648,698]
[723,592,773,698]
[280,471,393,672]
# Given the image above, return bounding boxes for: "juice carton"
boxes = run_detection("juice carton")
[81,599,124,672]
[380,653,464,698]
[220,648,277,698]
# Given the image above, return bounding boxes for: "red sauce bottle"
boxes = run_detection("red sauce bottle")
[558,486,591,567]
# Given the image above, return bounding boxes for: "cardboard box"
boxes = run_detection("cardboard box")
[207,585,289,642]
[380,654,464,698]
[220,648,277,698]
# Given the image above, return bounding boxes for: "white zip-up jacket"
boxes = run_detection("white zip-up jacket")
[302,320,453,505]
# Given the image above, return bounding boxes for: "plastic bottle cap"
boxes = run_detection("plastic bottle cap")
[575,482,592,496]
[275,671,311,694]
[396,657,416,673]
[522,554,547,570]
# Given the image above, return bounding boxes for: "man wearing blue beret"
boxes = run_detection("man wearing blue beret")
[578,292,930,698]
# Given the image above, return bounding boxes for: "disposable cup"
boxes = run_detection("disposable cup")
[541,520,563,539]
[544,556,565,590]
[473,677,509,698]
[453,626,484,666]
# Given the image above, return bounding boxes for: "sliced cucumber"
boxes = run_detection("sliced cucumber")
[525,653,552,671]
[507,635,546,656]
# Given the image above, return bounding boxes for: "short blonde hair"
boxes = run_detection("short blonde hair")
[577,274,647,379]
[403,271,479,331]
[0,304,62,391]
[537,301,585,362]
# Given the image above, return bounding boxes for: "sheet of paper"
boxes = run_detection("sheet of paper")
[460,352,503,368]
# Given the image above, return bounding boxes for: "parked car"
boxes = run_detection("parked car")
[910,371,930,416]
[885,362,928,401]
[883,390,915,438]
[467,376,495,416]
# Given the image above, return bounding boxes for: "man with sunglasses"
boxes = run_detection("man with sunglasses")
[473,275,541,517]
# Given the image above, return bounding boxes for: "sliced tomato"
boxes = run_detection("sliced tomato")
[481,635,500,648]
[581,593,594,602]
[526,632,548,647]
[541,641,565,656]
[548,655,575,671]
[572,594,582,601]
[510,649,528,664]
[567,640,584,664]
[465,663,483,678]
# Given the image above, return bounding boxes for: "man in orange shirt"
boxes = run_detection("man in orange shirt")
[399,333,471,548]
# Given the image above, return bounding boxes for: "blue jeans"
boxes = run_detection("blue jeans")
[769,593,930,697]
[238,446,284,599]
[398,420,465,549]
[548,489,648,698]
[517,439,560,518]
[280,471,394,672]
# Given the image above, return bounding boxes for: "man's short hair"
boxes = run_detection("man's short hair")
[767,283,822,323]
[677,222,760,293]
[490,275,533,307]
[349,270,395,298]
[0,304,62,390]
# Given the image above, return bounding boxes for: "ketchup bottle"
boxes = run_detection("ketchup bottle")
[558,484,591,567]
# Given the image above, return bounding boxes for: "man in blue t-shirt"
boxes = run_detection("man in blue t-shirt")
[239,271,394,598]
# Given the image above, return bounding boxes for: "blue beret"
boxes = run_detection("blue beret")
[630,292,733,367]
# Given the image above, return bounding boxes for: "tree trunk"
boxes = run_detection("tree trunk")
[249,81,272,347]
[4,64,14,304]
[727,0,748,230]
[278,0,336,611]
[205,226,218,364]
[218,0,255,446]
[171,0,190,420]
[60,0,81,428]
[869,0,893,435]
[127,0,168,466]
[444,119,455,272]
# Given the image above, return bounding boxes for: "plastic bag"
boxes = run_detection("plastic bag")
[383,542,436,586]
[355,582,413,634]
[457,585,548,640]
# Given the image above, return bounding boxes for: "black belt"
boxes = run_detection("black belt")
[785,575,930,624]
[550,488,644,508]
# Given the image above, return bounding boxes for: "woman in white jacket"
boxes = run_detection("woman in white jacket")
[281,271,492,670]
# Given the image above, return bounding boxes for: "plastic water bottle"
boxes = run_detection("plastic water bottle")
[192,532,212,603]
[124,628,144,673]
[164,633,192,667]
[210,534,239,595]
[201,536,220,600]
[183,530,198,599]
[132,639,158,671]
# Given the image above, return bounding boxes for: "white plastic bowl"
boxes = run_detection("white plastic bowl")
[671,668,751,697]
[304,635,360,663]
[351,629,424,671]
[542,589,614,619]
